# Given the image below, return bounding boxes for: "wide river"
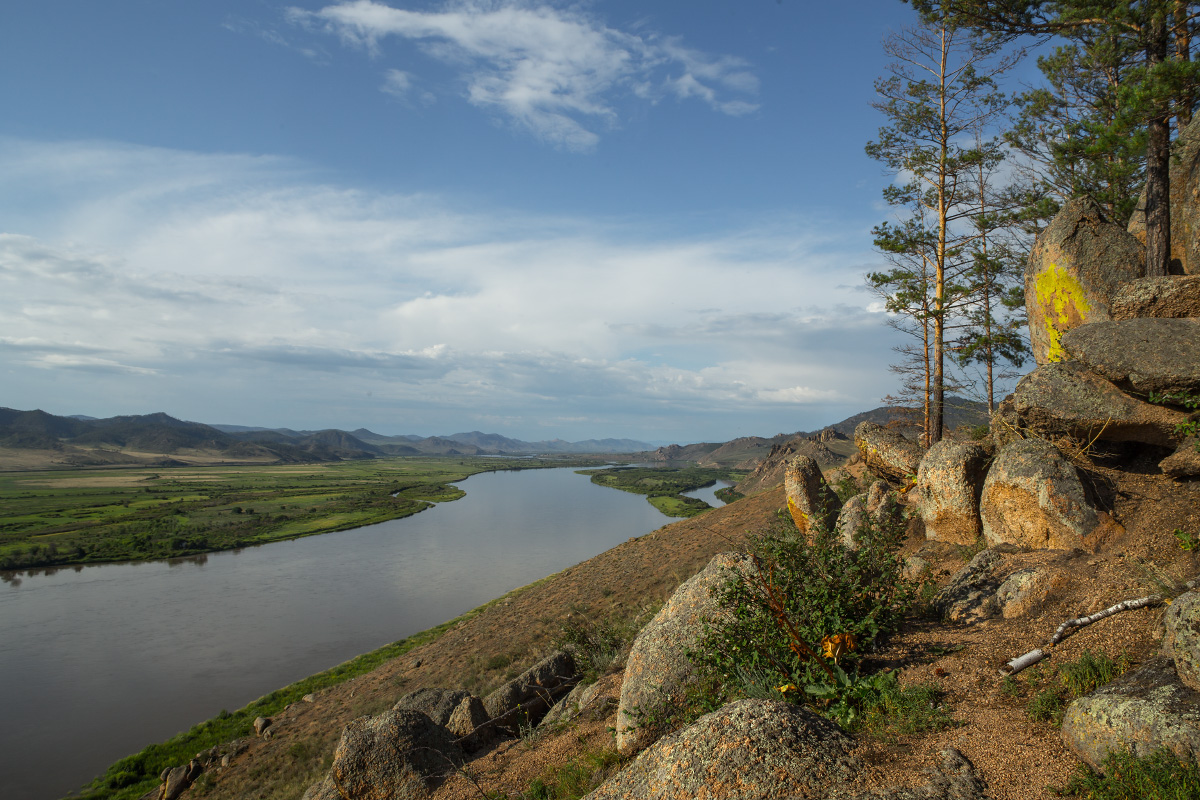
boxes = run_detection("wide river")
[0,466,691,800]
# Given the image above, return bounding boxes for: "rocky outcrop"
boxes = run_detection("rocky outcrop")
[1026,197,1145,365]
[836,748,990,800]
[1165,591,1200,693]
[482,651,577,732]
[327,708,463,800]
[998,361,1188,448]
[934,550,1005,624]
[784,454,840,538]
[1060,318,1200,395]
[1062,656,1200,770]
[913,440,990,546]
[590,700,857,800]
[994,565,1068,620]
[736,437,843,495]
[854,421,924,484]
[446,695,493,752]
[1111,275,1200,319]
[393,687,471,727]
[934,548,1068,623]
[1161,439,1200,478]
[615,552,756,755]
[159,760,204,800]
[980,438,1099,550]
[836,481,902,549]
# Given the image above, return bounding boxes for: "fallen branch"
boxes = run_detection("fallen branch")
[999,594,1164,677]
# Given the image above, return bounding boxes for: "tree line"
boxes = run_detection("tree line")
[868,0,1200,445]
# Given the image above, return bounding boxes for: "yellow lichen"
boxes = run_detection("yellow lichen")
[1034,262,1091,362]
[786,495,809,533]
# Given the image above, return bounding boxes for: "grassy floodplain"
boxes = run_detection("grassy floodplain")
[0,456,600,571]
[579,466,747,517]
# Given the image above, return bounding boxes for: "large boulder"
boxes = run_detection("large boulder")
[784,454,840,538]
[445,695,493,752]
[837,748,990,800]
[1026,197,1145,365]
[615,552,756,755]
[1111,275,1200,320]
[482,650,577,732]
[1129,114,1200,275]
[913,440,990,545]
[329,708,463,800]
[1165,591,1200,692]
[999,360,1190,448]
[836,481,903,549]
[1161,439,1200,478]
[590,700,857,800]
[393,688,471,727]
[1062,657,1200,770]
[1060,318,1200,395]
[934,549,1005,624]
[854,421,924,484]
[979,438,1099,550]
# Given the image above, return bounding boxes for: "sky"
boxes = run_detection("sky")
[0,0,1009,444]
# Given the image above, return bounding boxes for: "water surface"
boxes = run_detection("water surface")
[0,466,667,800]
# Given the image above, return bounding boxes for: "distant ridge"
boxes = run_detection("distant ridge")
[0,407,658,470]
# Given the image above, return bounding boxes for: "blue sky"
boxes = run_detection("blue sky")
[0,0,997,443]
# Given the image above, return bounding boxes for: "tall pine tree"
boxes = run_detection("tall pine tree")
[867,15,1018,443]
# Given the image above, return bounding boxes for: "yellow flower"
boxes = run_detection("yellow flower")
[821,632,857,662]
[776,683,797,695]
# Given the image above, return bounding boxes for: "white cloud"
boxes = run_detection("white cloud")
[288,0,759,150]
[381,68,413,97]
[0,139,899,439]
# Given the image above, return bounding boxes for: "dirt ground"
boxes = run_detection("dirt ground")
[194,458,1200,800]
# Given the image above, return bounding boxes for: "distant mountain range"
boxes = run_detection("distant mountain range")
[0,407,658,469]
[0,397,988,472]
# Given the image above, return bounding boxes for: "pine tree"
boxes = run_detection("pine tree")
[1005,33,1146,232]
[907,0,1200,275]
[866,16,1018,443]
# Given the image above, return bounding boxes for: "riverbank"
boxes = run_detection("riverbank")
[75,484,779,800]
[0,456,602,571]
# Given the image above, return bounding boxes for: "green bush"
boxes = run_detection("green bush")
[689,505,916,732]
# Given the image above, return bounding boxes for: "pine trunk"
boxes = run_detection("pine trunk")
[1146,10,1172,277]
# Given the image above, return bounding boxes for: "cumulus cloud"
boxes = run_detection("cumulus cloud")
[287,0,759,150]
[0,139,899,439]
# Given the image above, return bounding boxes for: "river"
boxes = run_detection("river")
[0,466,670,800]
[682,480,732,508]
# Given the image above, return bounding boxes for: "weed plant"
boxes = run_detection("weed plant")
[682,505,940,734]
[556,604,659,683]
[1061,747,1200,799]
[1026,650,1128,726]
[520,747,627,800]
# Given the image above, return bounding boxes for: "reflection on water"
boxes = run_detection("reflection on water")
[0,467,667,800]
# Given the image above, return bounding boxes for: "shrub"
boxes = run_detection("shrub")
[690,505,915,730]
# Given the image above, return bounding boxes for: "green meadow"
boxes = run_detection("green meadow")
[579,466,747,517]
[0,456,597,571]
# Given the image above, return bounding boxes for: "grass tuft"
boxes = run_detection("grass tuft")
[1061,747,1200,799]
